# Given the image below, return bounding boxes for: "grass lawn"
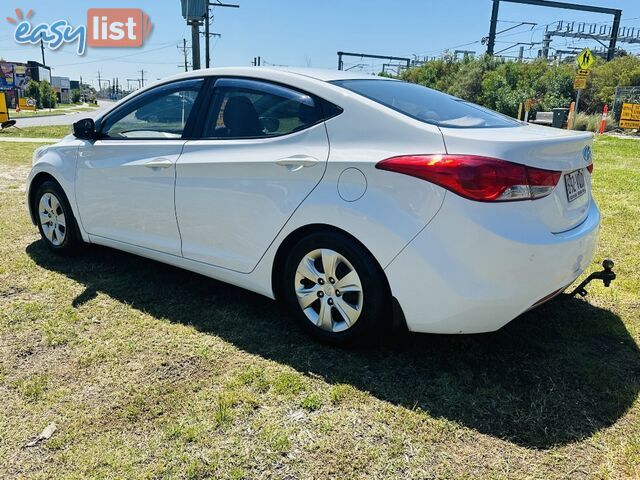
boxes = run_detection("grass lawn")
[0,136,638,479]
[0,125,71,139]
[12,103,100,119]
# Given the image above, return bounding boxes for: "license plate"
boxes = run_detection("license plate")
[564,169,586,202]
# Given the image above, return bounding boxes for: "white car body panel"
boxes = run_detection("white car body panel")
[76,139,185,256]
[385,196,600,333]
[26,136,88,240]
[26,66,601,335]
[176,123,330,273]
[441,125,593,233]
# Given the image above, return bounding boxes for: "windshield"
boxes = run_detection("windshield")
[331,79,520,129]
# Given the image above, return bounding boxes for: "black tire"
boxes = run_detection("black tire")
[34,180,81,254]
[281,231,391,345]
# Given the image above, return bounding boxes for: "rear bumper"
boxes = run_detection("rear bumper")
[385,194,600,334]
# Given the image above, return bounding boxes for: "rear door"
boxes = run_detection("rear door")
[175,77,332,273]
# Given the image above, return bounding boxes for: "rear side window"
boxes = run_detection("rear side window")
[203,78,331,139]
[332,79,519,129]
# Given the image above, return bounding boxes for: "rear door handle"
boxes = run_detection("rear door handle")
[275,155,319,172]
[144,158,173,169]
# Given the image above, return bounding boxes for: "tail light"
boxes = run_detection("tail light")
[376,154,561,202]
[587,163,594,174]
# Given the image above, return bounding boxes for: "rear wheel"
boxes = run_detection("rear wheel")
[281,232,390,344]
[34,181,81,254]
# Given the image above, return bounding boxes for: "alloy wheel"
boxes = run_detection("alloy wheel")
[38,192,67,246]
[294,248,364,333]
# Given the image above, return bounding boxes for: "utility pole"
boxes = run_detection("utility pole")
[188,19,202,70]
[205,1,239,68]
[39,36,46,66]
[180,38,189,71]
[252,56,262,66]
[205,8,210,68]
[97,71,101,96]
[487,0,500,56]
[203,24,222,67]
[139,70,146,88]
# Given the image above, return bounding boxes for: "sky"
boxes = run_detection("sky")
[1,0,640,88]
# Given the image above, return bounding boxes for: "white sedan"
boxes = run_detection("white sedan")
[27,67,599,343]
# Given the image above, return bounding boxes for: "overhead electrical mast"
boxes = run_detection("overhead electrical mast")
[486,0,622,61]
[180,0,238,70]
[337,52,411,72]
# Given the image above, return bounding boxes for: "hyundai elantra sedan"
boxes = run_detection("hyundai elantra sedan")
[27,67,599,343]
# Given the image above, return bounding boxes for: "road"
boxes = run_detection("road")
[15,100,117,127]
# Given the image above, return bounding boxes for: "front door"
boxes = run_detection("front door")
[76,78,203,256]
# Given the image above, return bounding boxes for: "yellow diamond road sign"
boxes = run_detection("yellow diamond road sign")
[577,48,595,70]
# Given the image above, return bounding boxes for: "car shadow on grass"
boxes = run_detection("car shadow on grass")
[27,241,640,449]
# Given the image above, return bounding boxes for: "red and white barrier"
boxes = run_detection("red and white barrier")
[599,104,608,134]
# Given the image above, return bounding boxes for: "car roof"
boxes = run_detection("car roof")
[96,67,394,125]
[164,66,386,83]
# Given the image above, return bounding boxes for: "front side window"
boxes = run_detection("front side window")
[332,79,519,129]
[100,79,203,139]
[202,78,322,139]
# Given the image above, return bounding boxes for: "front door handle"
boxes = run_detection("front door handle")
[144,158,173,169]
[275,155,319,172]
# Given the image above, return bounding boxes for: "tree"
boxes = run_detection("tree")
[39,81,57,109]
[448,55,499,104]
[583,56,640,113]
[71,89,81,103]
[400,54,640,118]
[24,80,41,108]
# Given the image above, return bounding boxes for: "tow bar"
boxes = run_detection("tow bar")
[566,259,617,298]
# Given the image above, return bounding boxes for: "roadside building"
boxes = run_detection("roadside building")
[52,76,71,104]
[27,61,51,83]
[0,61,32,108]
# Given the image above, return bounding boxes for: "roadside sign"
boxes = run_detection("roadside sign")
[574,77,587,90]
[620,102,640,129]
[0,92,8,123]
[576,48,595,70]
[574,69,590,90]
[18,97,36,111]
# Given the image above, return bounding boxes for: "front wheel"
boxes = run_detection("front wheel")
[34,180,81,254]
[281,232,391,344]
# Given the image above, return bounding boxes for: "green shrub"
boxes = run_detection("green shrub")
[573,112,591,131]
[39,81,57,109]
[24,79,41,108]
[571,113,616,132]
[400,55,640,117]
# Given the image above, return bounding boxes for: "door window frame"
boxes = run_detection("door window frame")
[189,76,343,141]
[95,77,211,141]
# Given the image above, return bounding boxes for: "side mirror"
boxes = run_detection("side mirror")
[72,118,96,140]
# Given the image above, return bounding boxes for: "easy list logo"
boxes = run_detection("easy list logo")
[7,7,153,56]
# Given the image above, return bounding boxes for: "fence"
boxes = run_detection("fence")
[612,86,640,122]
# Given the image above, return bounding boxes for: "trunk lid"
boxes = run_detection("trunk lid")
[440,123,593,233]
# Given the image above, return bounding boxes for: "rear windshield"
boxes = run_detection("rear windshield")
[331,79,520,129]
